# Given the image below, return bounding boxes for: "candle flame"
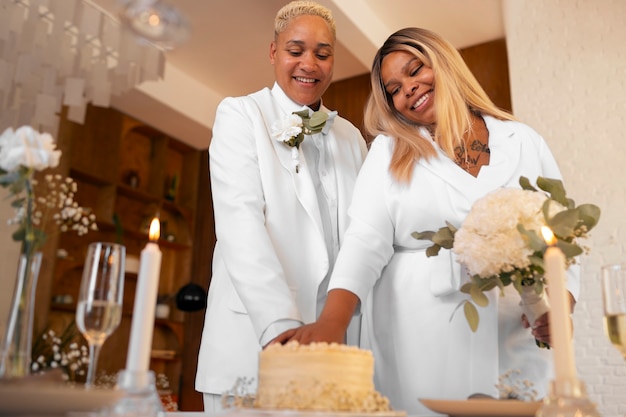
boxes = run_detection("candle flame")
[149,217,160,242]
[541,226,556,245]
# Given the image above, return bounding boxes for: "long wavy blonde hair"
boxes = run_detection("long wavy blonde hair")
[364,27,515,182]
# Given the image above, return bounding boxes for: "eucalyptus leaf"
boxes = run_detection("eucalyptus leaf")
[556,239,583,257]
[498,274,513,287]
[308,111,328,128]
[0,172,20,185]
[519,176,536,191]
[293,109,309,119]
[444,221,458,234]
[470,285,490,307]
[528,255,545,270]
[292,133,306,148]
[425,244,442,257]
[412,230,434,241]
[537,177,569,206]
[548,209,580,238]
[463,302,479,332]
[12,228,25,241]
[460,282,473,294]
[478,280,499,292]
[517,224,546,252]
[432,226,455,248]
[576,204,601,230]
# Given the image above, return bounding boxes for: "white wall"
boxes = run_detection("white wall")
[504,0,626,415]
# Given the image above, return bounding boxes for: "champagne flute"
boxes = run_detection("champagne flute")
[76,242,125,388]
[601,263,626,359]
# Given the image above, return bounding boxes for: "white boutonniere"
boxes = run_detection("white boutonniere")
[270,109,329,173]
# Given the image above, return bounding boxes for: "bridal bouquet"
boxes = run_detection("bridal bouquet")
[413,176,600,335]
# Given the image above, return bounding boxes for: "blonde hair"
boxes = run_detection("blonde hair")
[364,27,515,182]
[274,1,336,40]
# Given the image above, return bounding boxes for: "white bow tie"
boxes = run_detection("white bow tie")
[321,110,338,135]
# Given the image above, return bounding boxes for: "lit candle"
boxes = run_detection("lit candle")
[541,226,577,381]
[126,217,162,372]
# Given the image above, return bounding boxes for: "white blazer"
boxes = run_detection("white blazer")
[328,116,580,414]
[195,83,367,395]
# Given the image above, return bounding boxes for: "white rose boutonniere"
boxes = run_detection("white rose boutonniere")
[270,109,329,173]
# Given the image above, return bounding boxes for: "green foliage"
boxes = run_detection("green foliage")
[463,302,479,332]
[414,175,601,334]
[287,110,329,148]
[411,221,457,258]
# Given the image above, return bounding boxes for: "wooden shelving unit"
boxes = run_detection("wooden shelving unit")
[41,104,202,407]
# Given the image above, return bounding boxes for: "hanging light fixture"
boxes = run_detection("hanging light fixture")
[119,0,190,50]
[0,0,190,138]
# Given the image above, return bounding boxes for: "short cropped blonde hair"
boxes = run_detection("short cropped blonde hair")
[274,1,336,39]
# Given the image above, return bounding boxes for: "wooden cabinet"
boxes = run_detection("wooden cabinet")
[42,104,202,407]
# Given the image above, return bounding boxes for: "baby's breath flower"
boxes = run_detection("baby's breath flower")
[31,322,89,383]
[496,369,538,401]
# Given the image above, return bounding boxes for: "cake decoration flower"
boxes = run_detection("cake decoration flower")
[413,176,600,338]
[271,109,329,173]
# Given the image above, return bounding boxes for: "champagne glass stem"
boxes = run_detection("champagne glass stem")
[85,342,102,388]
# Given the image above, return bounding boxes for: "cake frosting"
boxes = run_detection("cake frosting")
[254,341,391,412]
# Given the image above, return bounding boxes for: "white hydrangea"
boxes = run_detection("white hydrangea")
[454,188,562,278]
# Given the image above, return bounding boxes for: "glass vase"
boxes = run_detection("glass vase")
[0,251,43,379]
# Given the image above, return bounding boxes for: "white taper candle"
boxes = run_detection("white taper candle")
[126,218,162,372]
[542,226,577,382]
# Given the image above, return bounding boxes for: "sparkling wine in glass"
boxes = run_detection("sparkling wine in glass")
[601,263,626,359]
[76,242,125,388]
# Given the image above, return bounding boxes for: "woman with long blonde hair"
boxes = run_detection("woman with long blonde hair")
[275,27,579,414]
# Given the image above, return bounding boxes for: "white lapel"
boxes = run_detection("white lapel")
[250,84,324,237]
[419,115,522,205]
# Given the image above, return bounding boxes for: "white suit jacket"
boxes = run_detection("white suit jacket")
[195,83,367,395]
